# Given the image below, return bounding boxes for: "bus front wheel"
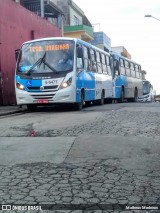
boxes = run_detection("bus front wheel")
[75,91,84,110]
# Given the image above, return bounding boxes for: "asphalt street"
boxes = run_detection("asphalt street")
[0,102,160,213]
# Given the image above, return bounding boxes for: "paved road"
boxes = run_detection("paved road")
[0,102,160,213]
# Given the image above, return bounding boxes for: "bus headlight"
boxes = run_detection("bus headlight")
[16,82,25,91]
[60,77,72,89]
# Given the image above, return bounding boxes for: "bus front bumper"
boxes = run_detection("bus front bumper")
[16,88,76,105]
[138,94,151,102]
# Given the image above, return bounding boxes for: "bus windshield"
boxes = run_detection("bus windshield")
[17,40,74,74]
[143,81,150,95]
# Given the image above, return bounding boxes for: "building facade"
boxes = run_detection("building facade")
[18,0,64,29]
[111,46,131,59]
[51,0,94,42]
[90,32,111,52]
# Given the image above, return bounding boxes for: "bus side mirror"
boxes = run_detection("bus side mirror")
[77,47,83,58]
[114,60,119,70]
[15,49,20,61]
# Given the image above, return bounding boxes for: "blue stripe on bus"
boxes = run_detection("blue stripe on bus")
[76,71,96,102]
[114,75,128,98]
[16,75,42,91]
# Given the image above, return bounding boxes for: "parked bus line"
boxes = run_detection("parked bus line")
[111,52,143,103]
[15,37,113,111]
[138,80,155,102]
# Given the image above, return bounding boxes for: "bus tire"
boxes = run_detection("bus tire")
[75,91,84,110]
[85,101,91,106]
[133,89,138,102]
[97,90,105,105]
[119,88,124,103]
[105,98,112,104]
[27,104,37,111]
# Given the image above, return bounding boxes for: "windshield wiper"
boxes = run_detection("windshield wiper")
[26,52,46,75]
[41,60,58,73]
[26,52,58,75]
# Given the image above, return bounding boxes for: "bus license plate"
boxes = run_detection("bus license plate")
[37,99,48,104]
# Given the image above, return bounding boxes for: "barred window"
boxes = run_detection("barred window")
[101,54,107,74]
[96,51,102,73]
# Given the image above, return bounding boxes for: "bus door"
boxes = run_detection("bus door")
[84,48,96,101]
[76,44,85,102]
[112,58,120,98]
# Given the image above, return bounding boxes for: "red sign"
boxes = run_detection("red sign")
[37,99,49,104]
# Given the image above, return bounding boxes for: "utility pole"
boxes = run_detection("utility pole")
[145,15,160,22]
[40,0,44,18]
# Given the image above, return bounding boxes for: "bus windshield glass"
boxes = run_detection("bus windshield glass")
[17,40,74,74]
[143,81,150,95]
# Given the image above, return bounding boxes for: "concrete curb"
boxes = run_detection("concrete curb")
[0,106,27,117]
[0,110,23,116]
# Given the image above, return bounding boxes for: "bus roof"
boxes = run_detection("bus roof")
[22,37,78,44]
[22,37,110,56]
[111,51,141,66]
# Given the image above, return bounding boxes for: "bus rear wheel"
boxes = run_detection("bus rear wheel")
[95,90,105,105]
[100,90,105,105]
[119,88,124,103]
[133,89,138,102]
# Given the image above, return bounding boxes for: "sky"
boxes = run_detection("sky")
[73,0,160,94]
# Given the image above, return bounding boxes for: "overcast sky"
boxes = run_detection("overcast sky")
[73,0,160,94]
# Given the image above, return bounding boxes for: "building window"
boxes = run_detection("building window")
[74,16,80,25]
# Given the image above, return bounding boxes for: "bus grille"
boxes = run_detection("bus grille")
[30,94,55,100]
[27,85,58,91]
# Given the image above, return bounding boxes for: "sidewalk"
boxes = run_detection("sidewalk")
[0,105,27,116]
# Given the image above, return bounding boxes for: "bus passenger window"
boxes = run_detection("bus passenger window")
[125,60,130,77]
[136,71,140,78]
[120,59,125,75]
[77,45,83,58]
[138,65,141,72]
[139,73,142,79]
[76,44,83,70]
[130,62,135,77]
[83,46,90,71]
[106,56,111,75]
[96,51,102,73]
[90,49,97,72]
[135,64,139,71]
[77,58,83,70]
[135,65,139,78]
[101,54,107,74]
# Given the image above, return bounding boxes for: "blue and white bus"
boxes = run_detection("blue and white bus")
[138,80,155,102]
[15,37,113,110]
[111,53,143,102]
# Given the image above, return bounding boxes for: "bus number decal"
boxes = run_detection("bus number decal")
[42,79,58,86]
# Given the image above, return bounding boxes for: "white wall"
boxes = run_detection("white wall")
[69,6,82,26]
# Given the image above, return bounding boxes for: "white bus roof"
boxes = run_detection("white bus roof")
[22,37,110,56]
[23,37,78,45]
